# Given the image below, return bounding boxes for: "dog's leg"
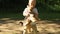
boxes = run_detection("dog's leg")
[31,22,37,34]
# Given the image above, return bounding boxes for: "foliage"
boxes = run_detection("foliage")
[0,0,60,20]
[37,0,60,12]
[0,0,60,13]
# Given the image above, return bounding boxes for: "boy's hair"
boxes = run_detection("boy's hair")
[28,0,36,11]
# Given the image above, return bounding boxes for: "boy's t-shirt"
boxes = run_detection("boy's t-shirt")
[23,7,38,17]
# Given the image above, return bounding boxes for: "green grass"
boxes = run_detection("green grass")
[39,12,60,20]
[0,13,24,20]
[0,11,60,20]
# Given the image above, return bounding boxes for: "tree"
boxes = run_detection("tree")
[37,0,60,12]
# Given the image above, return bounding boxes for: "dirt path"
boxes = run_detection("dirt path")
[0,18,60,34]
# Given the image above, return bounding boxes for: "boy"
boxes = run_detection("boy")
[23,5,39,34]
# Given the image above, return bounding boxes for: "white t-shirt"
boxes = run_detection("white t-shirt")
[23,7,38,16]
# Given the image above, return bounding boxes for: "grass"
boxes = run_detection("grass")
[39,12,60,20]
[0,12,60,20]
[0,13,24,20]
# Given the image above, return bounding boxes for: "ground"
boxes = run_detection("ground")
[0,18,60,34]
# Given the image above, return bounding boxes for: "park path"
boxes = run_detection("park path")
[0,18,60,34]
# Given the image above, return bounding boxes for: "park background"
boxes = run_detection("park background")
[0,0,60,34]
[0,0,60,20]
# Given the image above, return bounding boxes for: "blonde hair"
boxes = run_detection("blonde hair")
[28,0,36,11]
